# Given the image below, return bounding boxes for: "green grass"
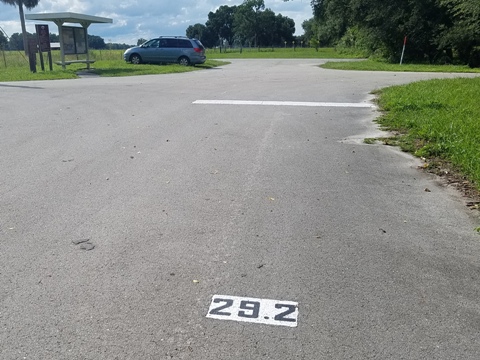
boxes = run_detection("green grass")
[375,77,480,190]
[92,59,228,77]
[0,66,80,81]
[321,59,480,73]
[207,47,359,59]
[0,49,228,81]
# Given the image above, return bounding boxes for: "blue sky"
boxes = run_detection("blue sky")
[0,0,313,45]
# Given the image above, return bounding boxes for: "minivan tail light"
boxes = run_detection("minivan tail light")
[193,47,202,53]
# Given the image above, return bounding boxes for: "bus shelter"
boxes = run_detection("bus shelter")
[25,12,112,69]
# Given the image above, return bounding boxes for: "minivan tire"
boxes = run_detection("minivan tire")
[130,54,142,64]
[178,56,190,66]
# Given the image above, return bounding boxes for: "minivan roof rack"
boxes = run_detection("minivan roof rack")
[158,35,189,39]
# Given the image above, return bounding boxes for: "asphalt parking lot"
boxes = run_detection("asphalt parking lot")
[1,59,479,359]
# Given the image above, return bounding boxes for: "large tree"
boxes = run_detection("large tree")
[302,18,319,47]
[186,23,216,47]
[206,5,237,46]
[234,0,265,47]
[0,0,40,54]
[274,13,295,45]
[346,0,449,62]
[256,8,276,46]
[88,34,106,49]
[186,1,296,49]
[437,0,480,64]
[186,23,206,40]
[286,0,478,64]
[307,0,455,62]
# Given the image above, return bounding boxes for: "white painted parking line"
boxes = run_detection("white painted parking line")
[206,295,299,327]
[193,99,375,108]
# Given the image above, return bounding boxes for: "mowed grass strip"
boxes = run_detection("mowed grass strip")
[206,47,358,59]
[0,49,228,81]
[321,59,480,73]
[92,59,228,77]
[375,77,480,189]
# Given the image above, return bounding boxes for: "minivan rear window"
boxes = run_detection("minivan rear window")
[193,40,205,49]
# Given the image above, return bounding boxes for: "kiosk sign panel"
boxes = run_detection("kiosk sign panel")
[62,26,87,54]
[35,24,51,51]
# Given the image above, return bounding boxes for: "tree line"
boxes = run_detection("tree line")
[298,0,480,66]
[185,0,296,48]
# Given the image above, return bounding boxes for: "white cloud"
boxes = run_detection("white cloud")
[37,0,90,14]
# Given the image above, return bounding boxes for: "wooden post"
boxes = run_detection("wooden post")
[39,50,45,71]
[48,50,53,71]
[28,39,37,73]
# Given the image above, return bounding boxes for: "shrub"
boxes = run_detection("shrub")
[468,46,480,68]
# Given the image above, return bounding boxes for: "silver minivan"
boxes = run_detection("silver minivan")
[123,36,206,66]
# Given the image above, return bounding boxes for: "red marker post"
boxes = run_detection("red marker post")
[400,36,407,65]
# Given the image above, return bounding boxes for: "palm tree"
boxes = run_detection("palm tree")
[0,0,40,54]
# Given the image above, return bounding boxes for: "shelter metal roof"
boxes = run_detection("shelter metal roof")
[25,12,112,25]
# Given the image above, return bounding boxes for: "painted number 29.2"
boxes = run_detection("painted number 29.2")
[207,295,298,327]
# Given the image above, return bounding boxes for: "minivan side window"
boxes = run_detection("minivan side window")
[145,39,159,48]
[178,39,193,48]
[165,39,178,48]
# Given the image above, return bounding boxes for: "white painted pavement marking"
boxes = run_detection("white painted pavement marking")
[206,295,299,327]
[193,99,375,108]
